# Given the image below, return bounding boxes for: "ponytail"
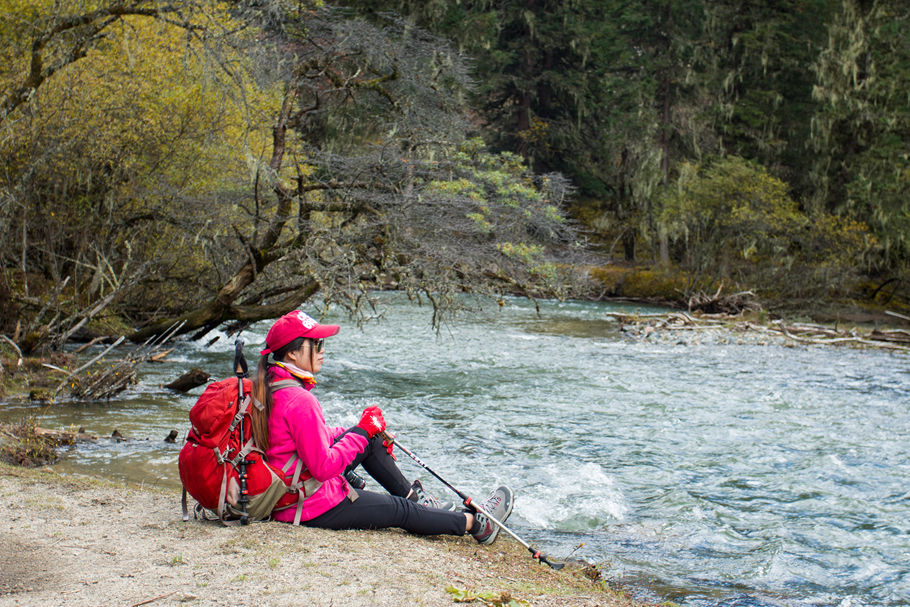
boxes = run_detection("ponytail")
[250,354,273,450]
[250,336,307,451]
[251,337,316,451]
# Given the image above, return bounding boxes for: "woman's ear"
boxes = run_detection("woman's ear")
[284,342,311,371]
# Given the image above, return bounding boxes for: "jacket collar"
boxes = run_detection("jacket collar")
[270,362,316,390]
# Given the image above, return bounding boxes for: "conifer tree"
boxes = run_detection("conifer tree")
[810,0,910,267]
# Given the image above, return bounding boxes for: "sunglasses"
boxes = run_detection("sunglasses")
[310,338,325,353]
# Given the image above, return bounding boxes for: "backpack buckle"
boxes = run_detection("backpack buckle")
[228,410,245,432]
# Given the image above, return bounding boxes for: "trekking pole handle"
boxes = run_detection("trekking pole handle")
[234,339,248,378]
[530,549,564,570]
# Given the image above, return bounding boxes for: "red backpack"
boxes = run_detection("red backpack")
[178,346,319,525]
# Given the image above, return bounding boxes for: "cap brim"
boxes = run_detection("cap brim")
[309,324,340,339]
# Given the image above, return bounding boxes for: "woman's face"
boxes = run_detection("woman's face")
[284,338,324,374]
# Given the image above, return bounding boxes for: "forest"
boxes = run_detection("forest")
[1,0,908,355]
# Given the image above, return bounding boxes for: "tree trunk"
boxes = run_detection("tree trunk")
[127,277,319,343]
[623,232,636,262]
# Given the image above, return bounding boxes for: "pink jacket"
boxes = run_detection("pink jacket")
[264,365,368,522]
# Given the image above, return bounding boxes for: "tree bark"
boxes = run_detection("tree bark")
[127,278,319,343]
[164,368,211,392]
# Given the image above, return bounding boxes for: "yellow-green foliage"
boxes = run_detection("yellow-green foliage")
[32,8,275,197]
[466,209,494,233]
[586,264,695,303]
[619,268,691,301]
[660,157,802,261]
[0,2,289,315]
[427,178,483,200]
[659,156,873,299]
[0,419,62,467]
[586,265,632,294]
[419,138,573,292]
[445,585,530,606]
[496,242,543,264]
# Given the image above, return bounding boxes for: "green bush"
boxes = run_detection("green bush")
[659,156,873,302]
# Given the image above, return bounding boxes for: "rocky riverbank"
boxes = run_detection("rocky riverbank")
[0,464,645,607]
[606,310,910,351]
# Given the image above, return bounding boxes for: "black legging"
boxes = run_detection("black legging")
[343,434,412,497]
[303,434,467,536]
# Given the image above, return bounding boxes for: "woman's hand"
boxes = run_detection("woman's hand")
[357,405,386,437]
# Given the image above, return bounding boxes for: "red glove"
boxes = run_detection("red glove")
[382,432,396,461]
[357,405,386,438]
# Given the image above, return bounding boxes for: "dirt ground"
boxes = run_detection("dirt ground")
[0,465,640,607]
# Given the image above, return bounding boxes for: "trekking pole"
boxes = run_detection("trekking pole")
[379,431,565,570]
[234,339,251,525]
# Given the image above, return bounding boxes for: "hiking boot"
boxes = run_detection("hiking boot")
[471,485,514,545]
[408,479,456,511]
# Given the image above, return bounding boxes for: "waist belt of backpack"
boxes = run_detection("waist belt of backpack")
[276,454,322,525]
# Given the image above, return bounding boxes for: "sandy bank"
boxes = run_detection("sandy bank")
[0,464,639,607]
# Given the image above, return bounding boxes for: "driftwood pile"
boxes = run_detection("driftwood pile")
[46,321,186,401]
[607,310,910,351]
[687,286,761,315]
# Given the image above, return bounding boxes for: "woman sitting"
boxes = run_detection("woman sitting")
[249,310,513,543]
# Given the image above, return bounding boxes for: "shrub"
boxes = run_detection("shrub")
[659,156,873,302]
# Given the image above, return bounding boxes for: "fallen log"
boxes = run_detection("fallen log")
[164,368,211,392]
[869,330,910,344]
[74,336,113,354]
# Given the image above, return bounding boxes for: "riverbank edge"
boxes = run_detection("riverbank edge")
[0,462,652,607]
[586,263,910,324]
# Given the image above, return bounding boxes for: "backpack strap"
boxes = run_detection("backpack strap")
[228,436,260,467]
[228,395,252,432]
[269,379,301,392]
[182,488,190,522]
[215,461,232,525]
[279,455,324,525]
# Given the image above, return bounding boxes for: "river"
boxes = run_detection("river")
[2,293,908,607]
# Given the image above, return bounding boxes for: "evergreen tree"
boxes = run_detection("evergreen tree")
[810,0,910,268]
[342,0,710,261]
[700,0,836,197]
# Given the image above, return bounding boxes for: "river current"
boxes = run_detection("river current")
[3,294,908,607]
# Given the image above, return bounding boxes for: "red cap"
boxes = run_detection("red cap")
[260,311,340,356]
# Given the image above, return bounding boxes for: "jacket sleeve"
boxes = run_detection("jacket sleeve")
[327,425,348,441]
[285,392,368,482]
